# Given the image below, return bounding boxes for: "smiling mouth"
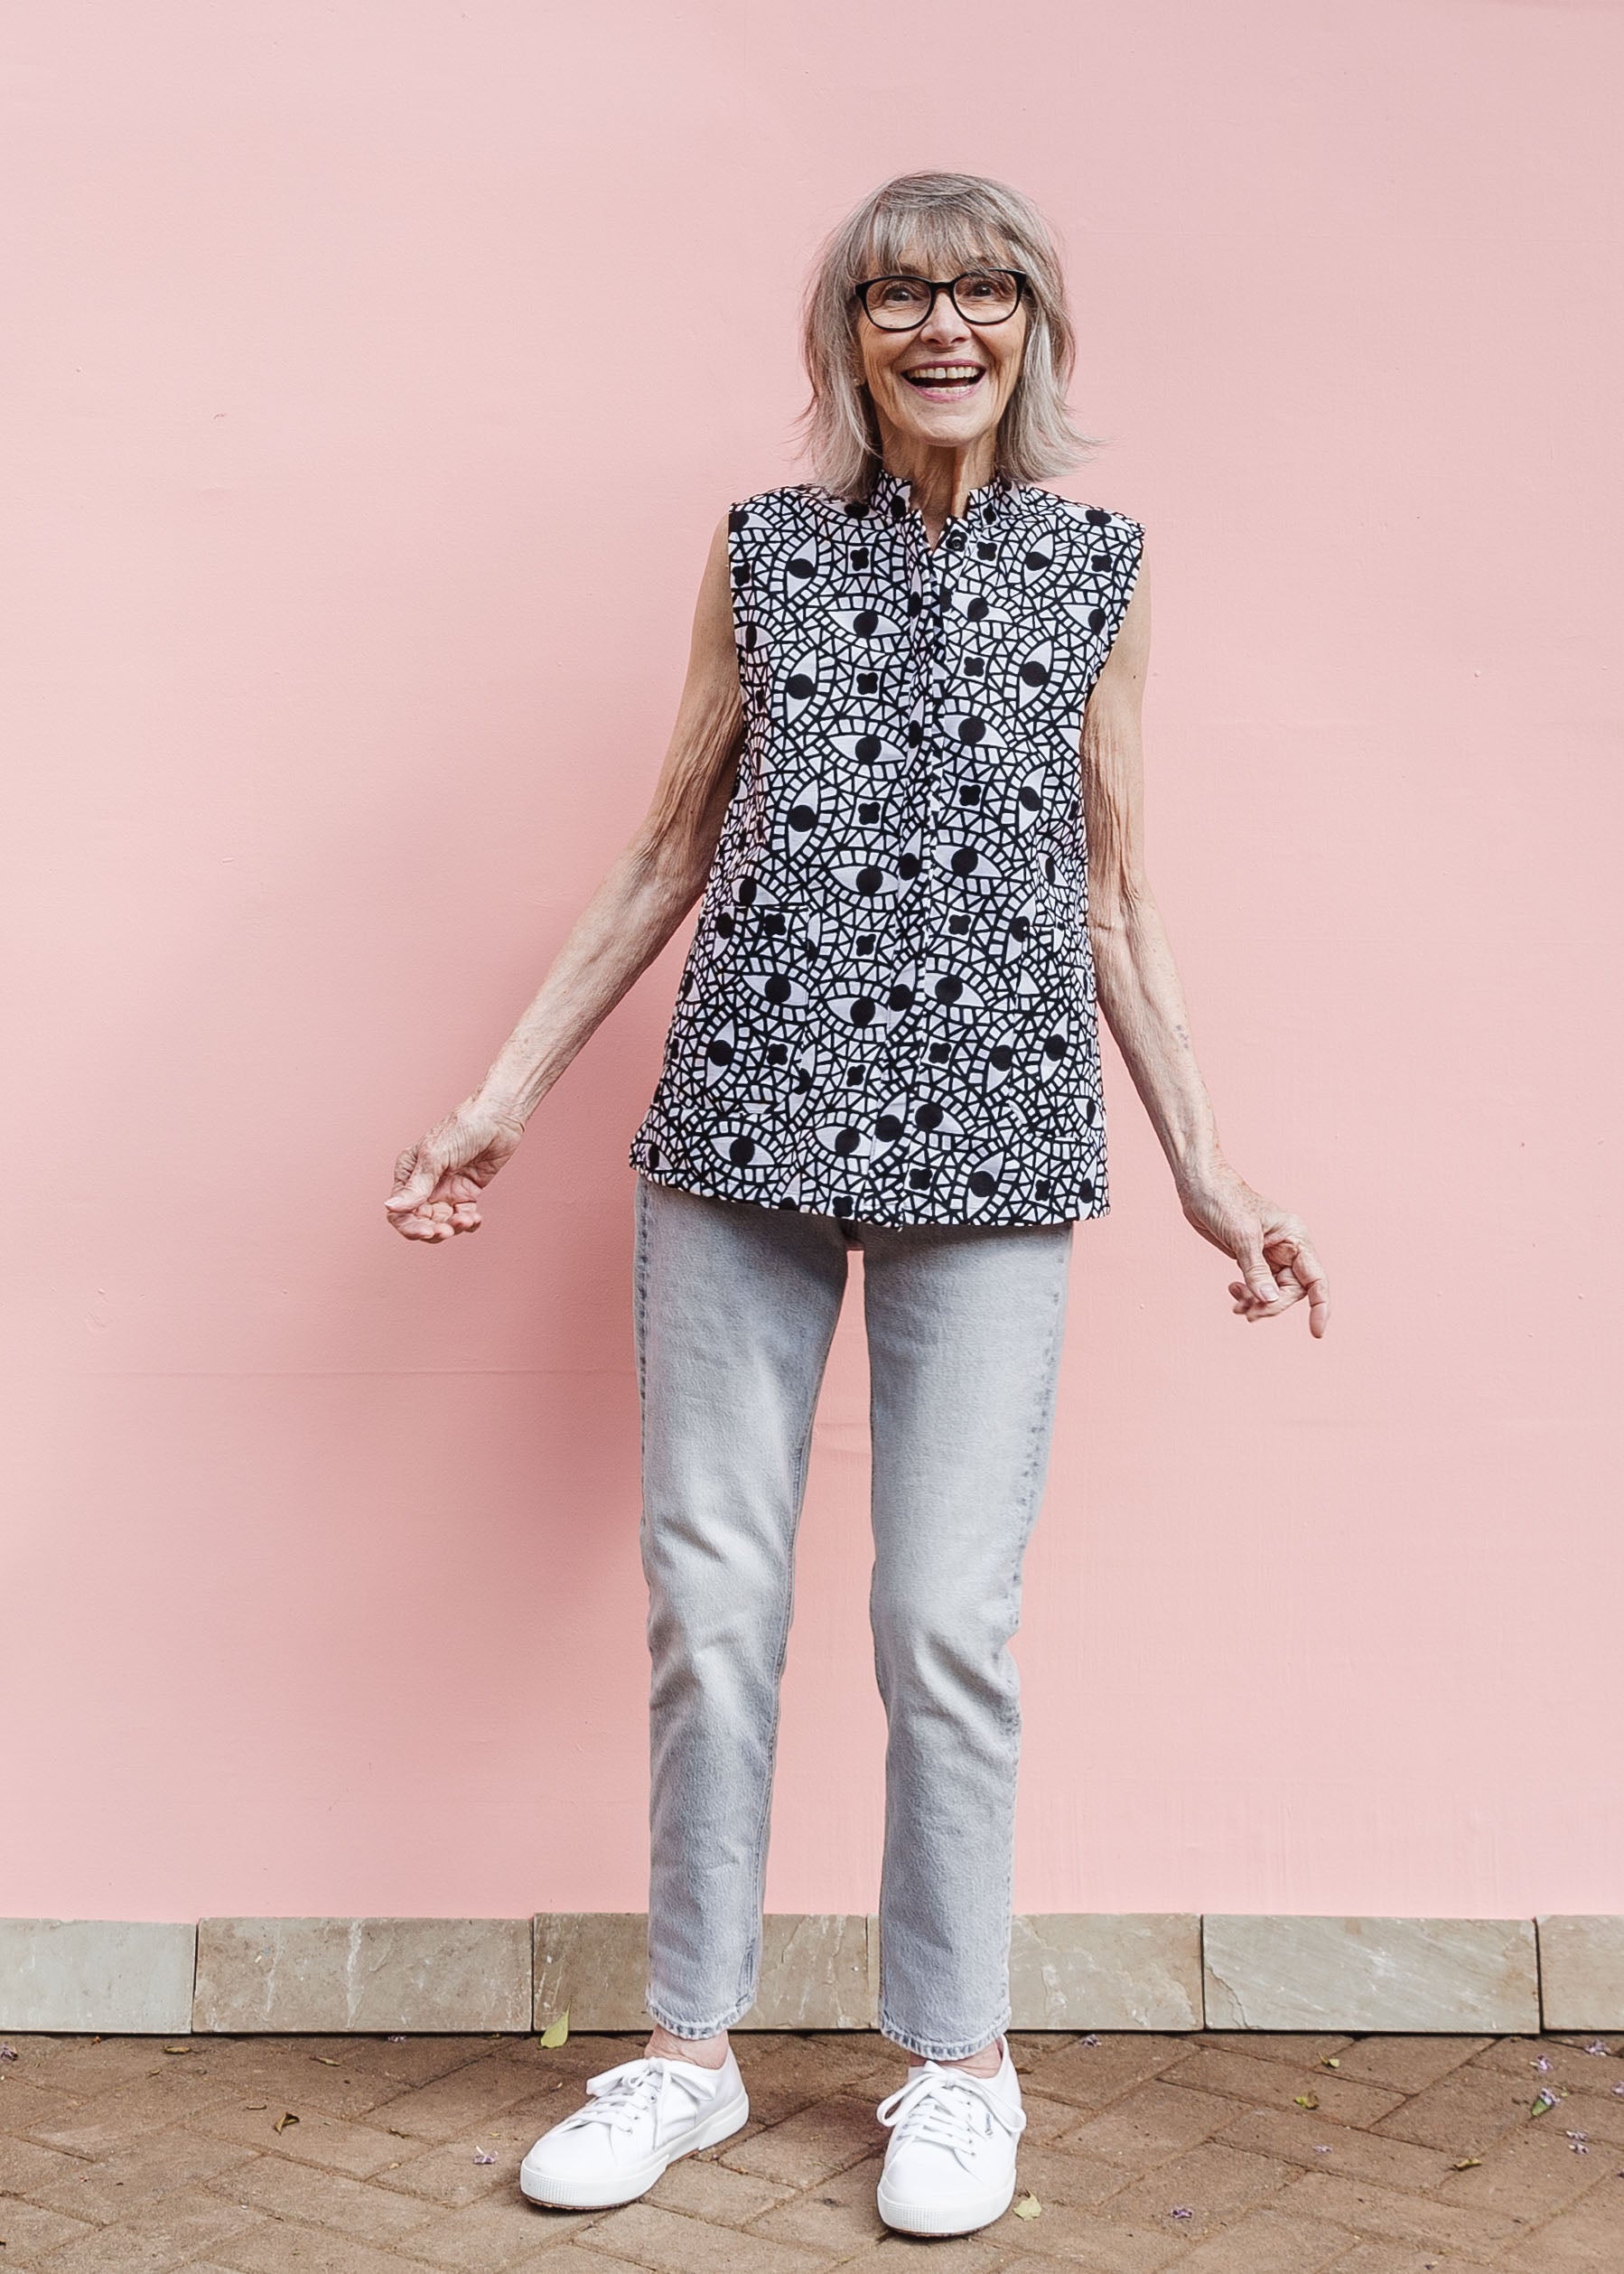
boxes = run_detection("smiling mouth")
[901,363,986,398]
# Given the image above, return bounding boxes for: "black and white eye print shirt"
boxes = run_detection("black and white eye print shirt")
[628,467,1145,1227]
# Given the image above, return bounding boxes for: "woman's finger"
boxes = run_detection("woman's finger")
[1237,1238,1283,1308]
[386,1154,446,1212]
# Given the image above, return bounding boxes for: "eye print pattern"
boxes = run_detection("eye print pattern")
[629,467,1145,1226]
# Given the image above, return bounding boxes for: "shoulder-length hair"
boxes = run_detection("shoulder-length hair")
[799,172,1097,500]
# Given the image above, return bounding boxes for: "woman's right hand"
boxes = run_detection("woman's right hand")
[384,1099,526,1243]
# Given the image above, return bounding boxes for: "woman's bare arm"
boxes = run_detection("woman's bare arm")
[1082,546,1329,1333]
[385,515,743,1240]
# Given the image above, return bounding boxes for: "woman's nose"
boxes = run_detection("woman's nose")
[919,290,972,346]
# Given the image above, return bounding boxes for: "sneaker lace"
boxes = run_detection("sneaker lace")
[876,2062,1027,2170]
[565,2056,716,2142]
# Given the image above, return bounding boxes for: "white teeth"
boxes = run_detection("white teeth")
[907,365,983,382]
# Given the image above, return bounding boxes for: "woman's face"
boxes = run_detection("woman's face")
[855,248,1029,461]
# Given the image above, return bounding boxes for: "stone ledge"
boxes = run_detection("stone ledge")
[1202,1914,1541,2034]
[0,1919,197,2034]
[4,1912,1614,2033]
[193,1916,531,2033]
[1537,1914,1624,2030]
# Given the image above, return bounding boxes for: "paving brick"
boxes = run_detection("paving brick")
[1159,2045,1405,2126]
[0,2129,91,2201]
[1318,2248,1501,2273]
[39,2182,263,2272]
[211,2224,427,2273]
[1004,2138,1125,2209]
[0,2198,98,2267]
[205,2152,434,2241]
[367,2107,562,2211]
[842,2239,1017,2273]
[746,2151,886,2254]
[1495,2177,1624,2269]
[586,2198,830,2272]
[1057,2082,1248,2173]
[977,2196,1186,2266]
[187,2098,414,2178]
[1470,2035,1624,2096]
[1016,2035,1187,2112]
[0,2073,90,2130]
[202,2040,482,2121]
[733,2032,895,2110]
[1094,2138,1295,2240]
[1372,2063,1543,2153]
[385,2191,594,2269]
[1433,2119,1617,2222]
[1214,2100,1457,2192]
[27,2125,257,2223]
[719,2092,881,2186]
[1189,2032,1354,2068]
[28,2064,237,2158]
[358,2058,543,2144]
[1330,2036,1491,2094]
[1162,2203,1353,2271]
[646,2154,792,2225]
[1281,2169,1525,2255]
[0,2035,175,2098]
[1017,2092,1097,2147]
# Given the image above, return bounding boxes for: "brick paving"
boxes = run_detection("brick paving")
[2,2026,1621,2270]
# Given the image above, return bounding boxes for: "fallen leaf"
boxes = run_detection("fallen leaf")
[273,2111,300,2133]
[1012,2194,1041,2220]
[1294,2092,1320,2110]
[1320,2055,1339,2069]
[472,2148,498,2166]
[537,2009,570,2049]
[1531,2090,1559,2117]
[0,2045,17,2062]
[243,2102,267,2111]
[1451,2156,1482,2171]
[313,2056,341,2066]
[1170,2204,1193,2220]
[162,2045,191,2056]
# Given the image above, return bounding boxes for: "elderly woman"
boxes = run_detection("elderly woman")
[387,170,1327,2238]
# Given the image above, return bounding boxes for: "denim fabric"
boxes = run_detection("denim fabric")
[631,1169,1074,2062]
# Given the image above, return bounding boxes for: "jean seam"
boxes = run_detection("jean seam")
[987,1233,1070,2042]
[729,1240,846,2023]
[876,1223,1071,2055]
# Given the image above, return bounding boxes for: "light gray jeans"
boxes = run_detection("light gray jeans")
[631,1170,1075,2062]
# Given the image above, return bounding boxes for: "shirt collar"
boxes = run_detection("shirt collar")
[865,463,1016,529]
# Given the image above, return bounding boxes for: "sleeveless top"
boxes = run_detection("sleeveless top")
[627,466,1145,1227]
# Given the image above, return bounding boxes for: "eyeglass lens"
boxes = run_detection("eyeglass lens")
[862,271,1022,330]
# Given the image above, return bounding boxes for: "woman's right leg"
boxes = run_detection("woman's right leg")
[634,1173,850,2039]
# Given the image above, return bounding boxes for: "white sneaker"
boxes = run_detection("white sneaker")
[518,2050,749,2209]
[875,2040,1026,2236]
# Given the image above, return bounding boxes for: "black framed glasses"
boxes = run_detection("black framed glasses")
[854,267,1028,332]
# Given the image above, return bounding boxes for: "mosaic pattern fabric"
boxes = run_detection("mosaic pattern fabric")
[628,467,1145,1226]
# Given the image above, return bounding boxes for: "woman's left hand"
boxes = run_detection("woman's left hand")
[1178,1165,1330,1336]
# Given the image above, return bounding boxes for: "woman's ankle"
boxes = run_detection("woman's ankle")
[646,2023,730,2070]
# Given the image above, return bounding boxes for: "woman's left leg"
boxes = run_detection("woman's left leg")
[859,1212,1075,2063]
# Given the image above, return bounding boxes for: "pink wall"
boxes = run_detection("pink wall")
[5,0,1621,1924]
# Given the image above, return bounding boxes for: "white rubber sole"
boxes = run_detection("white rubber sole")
[518,2087,750,2210]
[876,2166,1018,2237]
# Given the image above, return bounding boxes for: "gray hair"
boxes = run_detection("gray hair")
[798,171,1097,499]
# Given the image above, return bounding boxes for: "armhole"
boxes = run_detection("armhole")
[1097,517,1145,664]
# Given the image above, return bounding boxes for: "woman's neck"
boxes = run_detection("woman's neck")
[877,431,998,547]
